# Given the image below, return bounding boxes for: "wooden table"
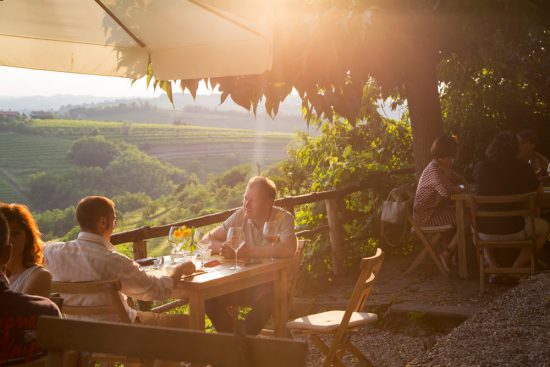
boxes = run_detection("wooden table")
[452,188,550,279]
[151,256,292,337]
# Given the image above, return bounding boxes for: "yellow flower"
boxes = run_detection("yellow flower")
[181,228,192,237]
[174,229,183,239]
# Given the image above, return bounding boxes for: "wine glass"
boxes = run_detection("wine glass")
[196,232,211,269]
[226,227,245,270]
[263,221,279,245]
[168,226,181,264]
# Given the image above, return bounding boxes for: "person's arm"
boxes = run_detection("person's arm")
[110,253,193,301]
[239,212,297,259]
[240,234,297,259]
[23,267,52,298]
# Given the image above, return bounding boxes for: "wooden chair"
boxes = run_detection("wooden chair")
[50,279,130,323]
[468,193,538,293]
[286,248,385,367]
[51,279,132,366]
[405,217,453,277]
[36,316,308,367]
[391,187,450,277]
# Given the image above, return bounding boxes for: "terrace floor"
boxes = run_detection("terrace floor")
[293,251,518,366]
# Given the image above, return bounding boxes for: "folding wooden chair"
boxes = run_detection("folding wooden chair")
[469,193,538,293]
[286,248,384,367]
[37,316,308,367]
[404,217,452,277]
[387,187,450,277]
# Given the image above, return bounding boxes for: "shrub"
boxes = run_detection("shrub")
[68,135,118,167]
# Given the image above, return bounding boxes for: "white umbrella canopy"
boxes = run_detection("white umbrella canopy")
[0,0,273,80]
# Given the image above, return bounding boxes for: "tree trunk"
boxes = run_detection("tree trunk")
[404,51,444,178]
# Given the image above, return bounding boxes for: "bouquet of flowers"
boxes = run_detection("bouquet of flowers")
[169,225,198,256]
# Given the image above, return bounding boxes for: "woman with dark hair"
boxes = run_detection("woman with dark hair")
[0,203,52,297]
[413,135,466,272]
[474,131,549,279]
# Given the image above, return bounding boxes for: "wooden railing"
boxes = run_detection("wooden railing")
[111,167,414,276]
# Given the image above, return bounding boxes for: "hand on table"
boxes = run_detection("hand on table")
[170,261,196,282]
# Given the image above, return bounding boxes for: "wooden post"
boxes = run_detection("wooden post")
[132,240,151,311]
[282,205,295,217]
[132,240,147,260]
[325,197,345,277]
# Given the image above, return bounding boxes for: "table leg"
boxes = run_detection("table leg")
[456,199,468,279]
[188,294,205,331]
[273,268,289,338]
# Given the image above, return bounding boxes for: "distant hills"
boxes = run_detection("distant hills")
[0,93,313,134]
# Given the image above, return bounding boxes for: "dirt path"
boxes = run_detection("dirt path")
[0,167,30,202]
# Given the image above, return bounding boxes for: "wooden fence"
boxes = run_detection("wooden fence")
[111,168,414,276]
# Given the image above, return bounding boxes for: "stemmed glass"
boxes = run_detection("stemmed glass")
[196,231,211,269]
[168,226,181,264]
[226,227,245,270]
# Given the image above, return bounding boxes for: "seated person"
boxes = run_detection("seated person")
[1,203,52,297]
[0,212,62,365]
[413,135,466,272]
[517,129,549,179]
[474,131,549,278]
[44,196,195,328]
[205,176,297,335]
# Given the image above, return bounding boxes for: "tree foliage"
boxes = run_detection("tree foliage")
[68,135,119,168]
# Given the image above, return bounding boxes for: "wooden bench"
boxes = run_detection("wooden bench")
[37,316,308,367]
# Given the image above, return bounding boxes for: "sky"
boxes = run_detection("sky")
[0,66,211,98]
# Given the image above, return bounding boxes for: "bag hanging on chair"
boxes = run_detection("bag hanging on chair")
[380,189,410,247]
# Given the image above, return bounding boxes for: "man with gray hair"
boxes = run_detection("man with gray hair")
[205,176,297,334]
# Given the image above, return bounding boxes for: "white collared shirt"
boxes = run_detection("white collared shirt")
[44,232,173,322]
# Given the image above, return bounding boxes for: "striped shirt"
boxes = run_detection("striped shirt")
[44,232,174,322]
[413,160,456,227]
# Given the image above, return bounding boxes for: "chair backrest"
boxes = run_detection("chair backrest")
[350,248,385,313]
[468,192,537,245]
[37,316,308,367]
[50,279,130,323]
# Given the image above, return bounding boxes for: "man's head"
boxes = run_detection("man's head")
[243,176,276,221]
[517,129,538,158]
[76,196,116,240]
[0,213,11,267]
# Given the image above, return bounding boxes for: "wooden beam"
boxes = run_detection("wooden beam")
[37,317,308,367]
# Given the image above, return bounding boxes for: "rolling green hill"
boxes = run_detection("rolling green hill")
[0,119,294,206]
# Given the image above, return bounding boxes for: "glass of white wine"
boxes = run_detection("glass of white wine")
[168,226,181,264]
[226,227,245,270]
[196,232,211,269]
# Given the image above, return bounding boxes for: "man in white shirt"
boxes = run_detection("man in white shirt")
[205,176,297,334]
[44,196,194,328]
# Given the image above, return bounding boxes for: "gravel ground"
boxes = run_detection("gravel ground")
[408,273,550,367]
[295,253,545,366]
